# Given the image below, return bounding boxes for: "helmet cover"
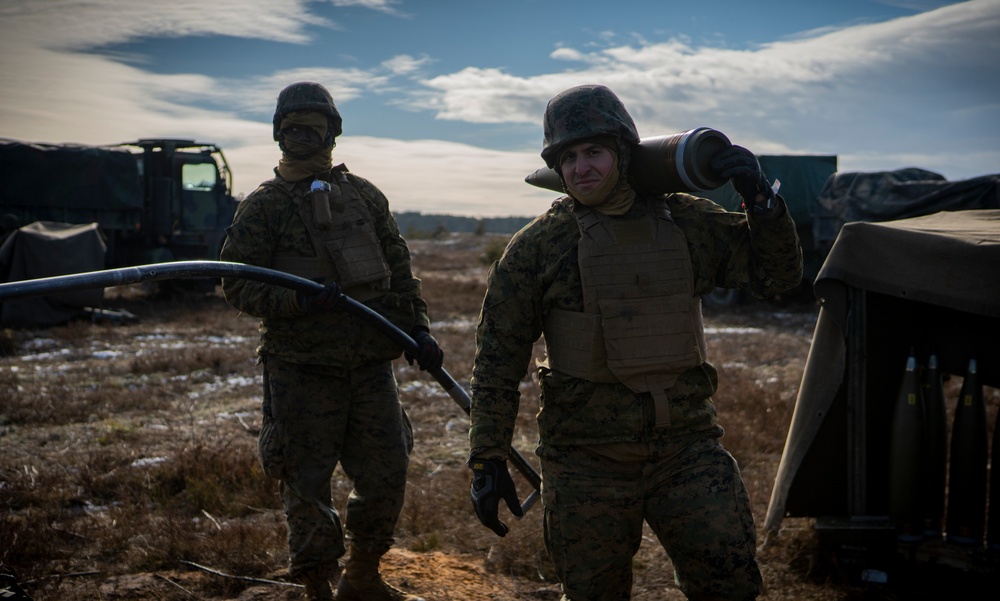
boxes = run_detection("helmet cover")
[541,84,640,168]
[272,82,343,145]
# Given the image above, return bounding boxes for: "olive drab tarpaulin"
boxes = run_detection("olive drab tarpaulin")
[765,209,1000,533]
[812,169,1000,255]
[0,141,143,215]
[703,163,999,288]
[0,221,106,327]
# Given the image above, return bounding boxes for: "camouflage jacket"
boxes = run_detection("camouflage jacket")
[220,167,428,366]
[469,192,802,458]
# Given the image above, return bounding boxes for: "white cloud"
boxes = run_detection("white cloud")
[0,0,326,49]
[0,0,348,143]
[331,137,556,216]
[419,68,551,124]
[331,0,407,16]
[382,54,432,76]
[205,133,558,217]
[550,47,594,63]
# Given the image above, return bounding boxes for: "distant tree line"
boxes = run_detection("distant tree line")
[393,211,532,238]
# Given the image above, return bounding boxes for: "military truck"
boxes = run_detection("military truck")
[0,138,237,268]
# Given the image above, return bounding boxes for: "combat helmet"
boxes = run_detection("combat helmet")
[541,84,640,168]
[272,81,343,146]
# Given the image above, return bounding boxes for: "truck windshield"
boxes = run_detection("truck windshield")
[180,162,220,230]
[182,162,218,191]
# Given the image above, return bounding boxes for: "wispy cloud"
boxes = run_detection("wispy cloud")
[331,0,408,17]
[382,54,433,76]
[0,0,327,49]
[415,1,999,177]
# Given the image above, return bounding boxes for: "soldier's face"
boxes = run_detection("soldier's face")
[559,142,615,200]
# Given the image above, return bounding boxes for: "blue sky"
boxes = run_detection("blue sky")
[1,0,997,217]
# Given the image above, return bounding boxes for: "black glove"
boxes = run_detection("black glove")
[296,281,343,313]
[710,145,773,208]
[405,327,443,372]
[470,457,523,537]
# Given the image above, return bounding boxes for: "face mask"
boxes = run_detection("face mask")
[279,111,331,157]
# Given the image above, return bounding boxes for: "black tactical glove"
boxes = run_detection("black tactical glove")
[470,457,523,537]
[296,281,343,313]
[710,145,774,209]
[405,327,444,372]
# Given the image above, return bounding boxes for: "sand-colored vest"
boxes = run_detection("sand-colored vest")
[266,166,391,302]
[541,197,707,428]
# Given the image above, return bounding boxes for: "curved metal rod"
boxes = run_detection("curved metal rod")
[0,260,541,514]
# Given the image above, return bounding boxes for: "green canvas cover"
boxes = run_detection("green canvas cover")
[812,168,1000,256]
[0,221,107,327]
[0,140,142,216]
[765,210,1000,531]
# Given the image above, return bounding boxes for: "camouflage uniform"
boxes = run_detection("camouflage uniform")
[221,166,427,580]
[470,190,801,599]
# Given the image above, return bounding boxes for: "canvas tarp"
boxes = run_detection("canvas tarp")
[0,140,142,211]
[765,209,1000,532]
[812,168,1000,255]
[0,221,107,327]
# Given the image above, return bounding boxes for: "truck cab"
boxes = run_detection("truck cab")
[128,138,236,265]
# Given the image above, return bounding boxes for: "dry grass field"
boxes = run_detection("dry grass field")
[2,233,993,600]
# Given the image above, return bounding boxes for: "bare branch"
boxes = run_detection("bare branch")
[179,561,302,589]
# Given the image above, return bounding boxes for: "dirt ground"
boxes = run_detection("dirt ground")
[86,548,555,601]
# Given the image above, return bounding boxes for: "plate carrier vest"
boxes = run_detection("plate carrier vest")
[540,197,707,428]
[266,165,391,303]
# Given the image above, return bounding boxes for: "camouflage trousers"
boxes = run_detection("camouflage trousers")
[541,435,762,601]
[257,356,413,578]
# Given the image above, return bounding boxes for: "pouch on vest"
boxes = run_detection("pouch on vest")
[269,168,391,302]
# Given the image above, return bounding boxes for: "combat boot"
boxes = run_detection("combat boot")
[297,565,340,601]
[334,547,424,601]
